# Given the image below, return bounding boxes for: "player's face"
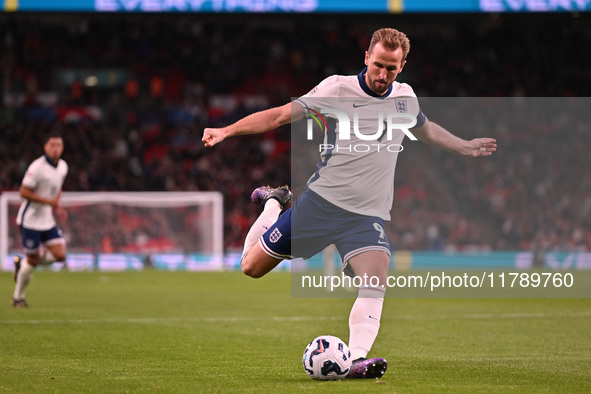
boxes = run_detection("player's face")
[364,43,406,95]
[44,137,64,162]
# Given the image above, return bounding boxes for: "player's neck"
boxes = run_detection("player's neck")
[44,154,59,167]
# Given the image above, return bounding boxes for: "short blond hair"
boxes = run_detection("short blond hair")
[368,28,410,61]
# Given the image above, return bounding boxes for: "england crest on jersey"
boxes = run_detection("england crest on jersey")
[269,228,282,243]
[395,99,408,113]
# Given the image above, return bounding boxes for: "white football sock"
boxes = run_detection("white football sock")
[348,286,386,360]
[13,259,35,300]
[241,199,282,260]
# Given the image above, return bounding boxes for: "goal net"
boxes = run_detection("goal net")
[0,192,223,271]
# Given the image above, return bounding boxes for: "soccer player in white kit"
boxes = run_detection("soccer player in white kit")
[202,28,496,378]
[12,134,69,308]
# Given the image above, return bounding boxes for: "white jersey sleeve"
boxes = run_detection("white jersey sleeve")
[306,75,341,97]
[296,75,343,111]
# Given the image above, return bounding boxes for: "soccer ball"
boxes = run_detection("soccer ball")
[302,335,352,380]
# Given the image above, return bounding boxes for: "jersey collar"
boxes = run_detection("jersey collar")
[44,154,58,168]
[358,67,392,98]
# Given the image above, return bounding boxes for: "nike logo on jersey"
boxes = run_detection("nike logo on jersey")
[369,315,379,321]
[352,103,370,108]
[377,240,389,245]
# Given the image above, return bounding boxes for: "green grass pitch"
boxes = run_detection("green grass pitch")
[1,270,590,393]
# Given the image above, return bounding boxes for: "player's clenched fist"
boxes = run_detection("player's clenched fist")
[202,127,227,147]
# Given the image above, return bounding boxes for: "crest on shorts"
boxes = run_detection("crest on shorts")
[269,228,282,243]
[395,99,408,113]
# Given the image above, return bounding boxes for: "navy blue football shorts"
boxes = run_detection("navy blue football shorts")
[21,226,64,254]
[260,190,391,271]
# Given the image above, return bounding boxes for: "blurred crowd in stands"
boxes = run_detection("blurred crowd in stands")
[1,13,590,253]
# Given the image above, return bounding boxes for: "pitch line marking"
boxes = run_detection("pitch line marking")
[0,315,342,325]
[1,312,590,325]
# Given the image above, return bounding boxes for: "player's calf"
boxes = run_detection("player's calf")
[13,256,22,282]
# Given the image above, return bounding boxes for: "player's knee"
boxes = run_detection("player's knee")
[26,254,40,266]
[49,244,67,262]
[52,248,67,262]
[241,259,265,279]
[53,253,66,262]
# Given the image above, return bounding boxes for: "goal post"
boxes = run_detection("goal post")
[0,191,223,271]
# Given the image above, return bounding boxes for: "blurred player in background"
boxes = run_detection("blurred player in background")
[203,28,496,378]
[12,133,69,308]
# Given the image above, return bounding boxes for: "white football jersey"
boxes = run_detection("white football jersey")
[16,155,68,230]
[296,69,425,220]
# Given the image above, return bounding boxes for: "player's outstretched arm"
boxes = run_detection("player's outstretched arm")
[202,102,305,147]
[412,119,497,157]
